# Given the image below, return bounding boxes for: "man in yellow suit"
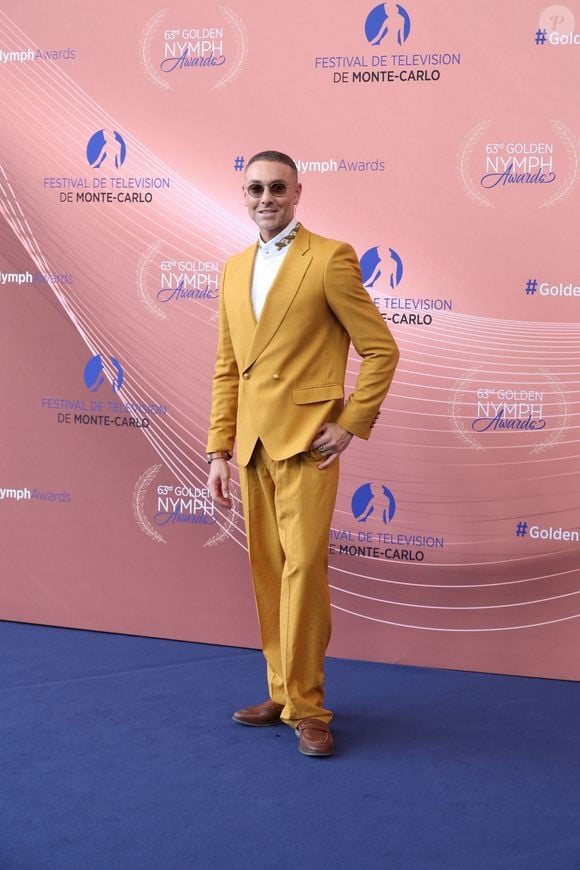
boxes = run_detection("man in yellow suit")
[207,150,399,757]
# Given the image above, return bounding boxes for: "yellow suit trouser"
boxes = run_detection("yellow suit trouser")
[239,441,340,728]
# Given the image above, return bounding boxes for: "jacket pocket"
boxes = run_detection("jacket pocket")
[292,383,344,405]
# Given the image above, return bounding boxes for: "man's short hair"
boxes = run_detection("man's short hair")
[246,150,298,174]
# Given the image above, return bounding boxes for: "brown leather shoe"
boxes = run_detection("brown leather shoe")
[295,718,334,756]
[232,699,284,727]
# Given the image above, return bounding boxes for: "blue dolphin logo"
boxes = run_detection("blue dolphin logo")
[84,355,124,393]
[365,3,411,46]
[86,129,127,170]
[352,483,396,524]
[360,246,404,290]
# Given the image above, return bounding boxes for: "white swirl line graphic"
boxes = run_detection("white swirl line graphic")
[541,120,579,208]
[329,562,580,590]
[0,164,87,344]
[137,240,168,320]
[0,135,246,553]
[329,583,580,610]
[140,8,172,91]
[457,120,493,208]
[214,6,248,90]
[330,603,580,632]
[133,465,166,543]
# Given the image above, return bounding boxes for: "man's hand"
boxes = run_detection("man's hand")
[309,422,353,469]
[208,458,232,508]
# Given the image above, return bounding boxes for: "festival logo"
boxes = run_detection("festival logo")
[39,355,168,429]
[450,368,570,453]
[314,5,461,86]
[351,482,396,524]
[86,129,127,170]
[457,119,579,208]
[42,128,171,205]
[360,244,453,327]
[137,241,221,321]
[360,246,403,290]
[328,481,445,561]
[132,464,239,547]
[365,3,411,46]
[140,6,247,92]
[84,355,123,393]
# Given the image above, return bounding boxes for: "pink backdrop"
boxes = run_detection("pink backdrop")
[1,0,579,679]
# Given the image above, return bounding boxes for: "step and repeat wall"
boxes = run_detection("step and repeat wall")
[1,1,579,679]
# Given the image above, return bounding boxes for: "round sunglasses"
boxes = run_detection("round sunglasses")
[245,181,294,198]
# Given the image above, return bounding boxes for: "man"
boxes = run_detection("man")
[207,150,399,757]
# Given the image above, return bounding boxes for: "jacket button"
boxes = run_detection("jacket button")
[243,373,250,380]
[272,373,280,380]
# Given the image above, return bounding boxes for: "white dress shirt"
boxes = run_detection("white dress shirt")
[251,218,298,319]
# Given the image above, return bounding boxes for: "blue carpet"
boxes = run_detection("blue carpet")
[1,621,579,870]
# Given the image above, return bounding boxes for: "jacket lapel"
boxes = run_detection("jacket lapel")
[223,242,258,367]
[243,225,312,372]
[234,242,258,331]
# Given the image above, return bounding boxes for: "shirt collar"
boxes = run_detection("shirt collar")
[258,217,298,254]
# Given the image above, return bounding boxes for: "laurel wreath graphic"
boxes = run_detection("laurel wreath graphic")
[213,6,248,90]
[531,368,570,453]
[456,120,493,208]
[140,6,246,92]
[133,464,166,543]
[540,120,580,208]
[140,9,172,91]
[137,240,168,320]
[450,366,570,454]
[133,464,237,547]
[449,369,486,450]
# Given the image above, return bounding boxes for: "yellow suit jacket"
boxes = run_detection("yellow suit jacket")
[207,225,399,466]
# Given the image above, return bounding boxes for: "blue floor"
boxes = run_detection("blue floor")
[1,620,579,870]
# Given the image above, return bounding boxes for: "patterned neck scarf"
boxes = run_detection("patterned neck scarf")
[274,222,301,251]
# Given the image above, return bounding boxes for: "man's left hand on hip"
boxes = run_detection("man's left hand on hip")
[310,422,353,469]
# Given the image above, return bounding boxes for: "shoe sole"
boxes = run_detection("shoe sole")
[232,716,282,727]
[298,747,334,757]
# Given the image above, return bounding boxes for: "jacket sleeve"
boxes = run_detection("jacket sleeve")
[206,263,239,454]
[323,242,399,439]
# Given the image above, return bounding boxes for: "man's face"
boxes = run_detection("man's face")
[243,160,302,242]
